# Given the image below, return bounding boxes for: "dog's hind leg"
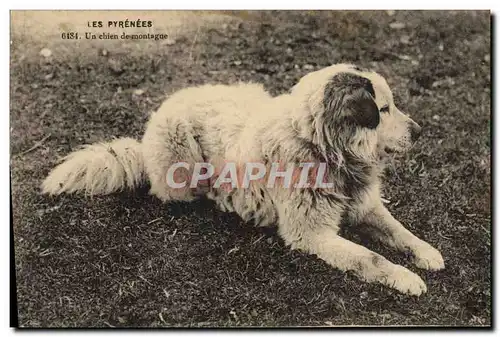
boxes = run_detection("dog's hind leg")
[358,201,445,271]
[142,115,205,202]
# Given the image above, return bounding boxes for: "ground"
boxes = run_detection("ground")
[10,10,491,327]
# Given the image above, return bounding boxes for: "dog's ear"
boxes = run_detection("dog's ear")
[345,88,380,129]
[323,73,380,129]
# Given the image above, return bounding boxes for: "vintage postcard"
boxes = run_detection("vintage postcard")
[10,10,491,327]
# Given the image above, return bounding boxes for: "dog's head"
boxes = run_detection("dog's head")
[290,64,421,159]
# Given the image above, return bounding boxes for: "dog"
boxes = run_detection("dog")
[42,63,444,295]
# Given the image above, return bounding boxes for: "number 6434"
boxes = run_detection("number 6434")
[61,32,79,40]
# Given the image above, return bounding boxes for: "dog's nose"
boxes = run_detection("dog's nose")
[409,122,422,142]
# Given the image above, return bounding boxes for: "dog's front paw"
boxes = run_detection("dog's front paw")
[387,265,427,296]
[412,242,445,271]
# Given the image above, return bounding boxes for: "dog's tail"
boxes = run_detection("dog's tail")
[41,137,145,196]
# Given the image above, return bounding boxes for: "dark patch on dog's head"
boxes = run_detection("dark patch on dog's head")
[323,72,379,129]
[346,89,380,129]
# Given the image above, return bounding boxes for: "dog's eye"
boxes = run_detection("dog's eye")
[380,105,390,113]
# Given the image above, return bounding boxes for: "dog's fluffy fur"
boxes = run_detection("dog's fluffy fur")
[42,64,444,295]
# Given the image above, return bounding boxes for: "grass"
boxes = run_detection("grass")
[10,10,491,327]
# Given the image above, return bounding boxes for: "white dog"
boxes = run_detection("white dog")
[42,63,445,295]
